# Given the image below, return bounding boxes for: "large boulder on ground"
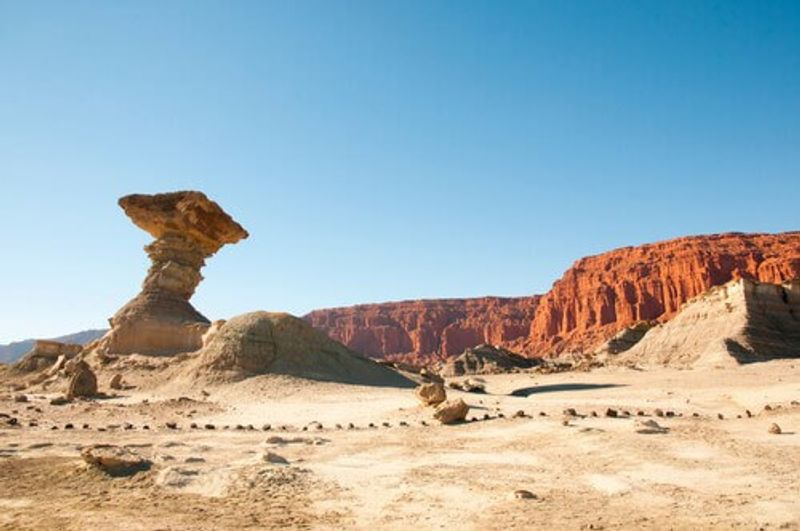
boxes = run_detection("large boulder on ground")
[81,445,151,476]
[97,191,248,356]
[66,361,97,399]
[415,382,446,406]
[188,312,414,387]
[433,399,469,424]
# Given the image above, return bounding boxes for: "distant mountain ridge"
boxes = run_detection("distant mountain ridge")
[0,329,107,364]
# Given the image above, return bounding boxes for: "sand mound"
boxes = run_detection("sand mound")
[186,311,414,387]
[436,344,538,376]
[616,278,800,368]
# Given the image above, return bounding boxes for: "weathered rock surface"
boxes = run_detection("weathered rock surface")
[0,330,106,365]
[615,278,800,368]
[14,340,82,373]
[415,382,446,406]
[188,311,414,387]
[525,232,800,355]
[305,296,540,365]
[594,322,655,356]
[81,445,151,475]
[99,191,248,356]
[66,360,98,398]
[436,344,539,376]
[307,232,800,361]
[433,398,469,424]
[109,373,123,390]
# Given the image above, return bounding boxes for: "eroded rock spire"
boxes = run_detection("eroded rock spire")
[100,191,248,355]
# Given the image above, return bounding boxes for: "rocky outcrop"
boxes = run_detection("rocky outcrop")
[99,191,248,356]
[305,296,540,365]
[436,344,539,376]
[188,312,414,387]
[615,278,800,368]
[14,340,82,373]
[526,232,800,355]
[307,232,800,362]
[594,322,655,356]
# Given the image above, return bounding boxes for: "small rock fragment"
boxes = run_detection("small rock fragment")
[635,419,668,434]
[263,451,289,465]
[109,374,124,390]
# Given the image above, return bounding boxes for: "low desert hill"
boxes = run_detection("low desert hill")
[186,312,414,387]
[614,278,800,368]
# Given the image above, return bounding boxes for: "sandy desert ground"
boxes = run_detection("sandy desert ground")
[1,360,799,530]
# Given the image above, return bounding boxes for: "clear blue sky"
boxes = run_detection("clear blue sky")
[1,1,798,343]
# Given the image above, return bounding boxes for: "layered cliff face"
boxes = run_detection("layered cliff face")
[305,296,540,366]
[307,232,800,363]
[525,232,800,355]
[614,278,800,368]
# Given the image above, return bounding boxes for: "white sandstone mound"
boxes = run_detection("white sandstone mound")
[616,278,800,368]
[186,311,414,387]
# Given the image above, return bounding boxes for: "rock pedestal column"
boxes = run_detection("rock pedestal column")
[99,191,248,355]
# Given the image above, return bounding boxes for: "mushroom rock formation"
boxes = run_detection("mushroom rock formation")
[100,191,248,355]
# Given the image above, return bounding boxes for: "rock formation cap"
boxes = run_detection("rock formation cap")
[119,191,248,255]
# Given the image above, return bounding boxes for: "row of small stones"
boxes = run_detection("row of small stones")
[3,401,796,432]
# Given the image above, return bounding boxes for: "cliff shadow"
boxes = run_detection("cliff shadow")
[510,383,626,397]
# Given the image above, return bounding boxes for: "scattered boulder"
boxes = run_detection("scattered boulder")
[415,382,446,406]
[66,361,97,399]
[768,423,782,435]
[109,374,124,390]
[50,396,70,406]
[433,399,469,424]
[81,445,151,476]
[13,394,27,403]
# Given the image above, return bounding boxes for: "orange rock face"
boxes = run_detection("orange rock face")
[525,232,800,355]
[307,232,800,363]
[305,297,540,366]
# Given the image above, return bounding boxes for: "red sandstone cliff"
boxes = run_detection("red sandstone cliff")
[304,297,540,366]
[525,231,800,355]
[306,231,800,363]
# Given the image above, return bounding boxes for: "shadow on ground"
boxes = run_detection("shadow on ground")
[510,383,626,397]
